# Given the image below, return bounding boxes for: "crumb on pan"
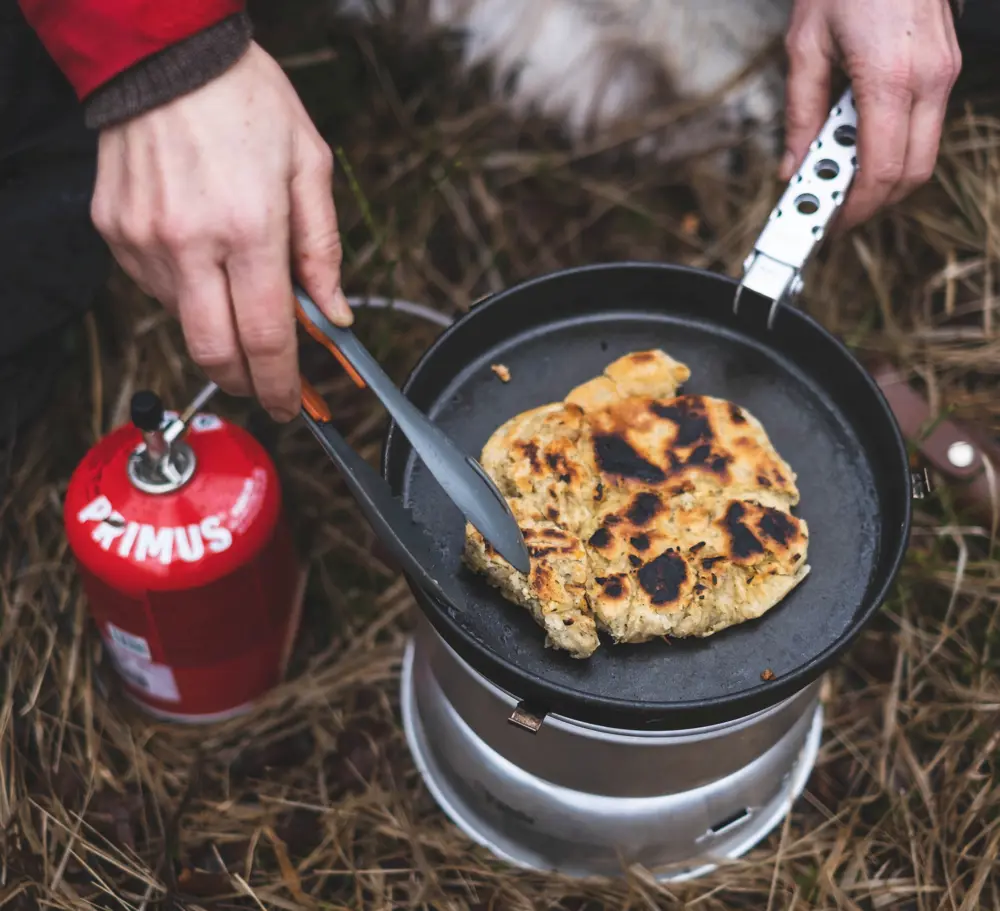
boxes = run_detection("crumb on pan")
[491,364,511,382]
[761,668,776,681]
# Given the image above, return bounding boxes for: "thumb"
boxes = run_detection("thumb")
[289,141,353,327]
[780,22,834,181]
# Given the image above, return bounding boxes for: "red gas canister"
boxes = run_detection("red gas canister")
[64,388,305,722]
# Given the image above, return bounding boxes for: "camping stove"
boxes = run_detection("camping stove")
[401,615,823,881]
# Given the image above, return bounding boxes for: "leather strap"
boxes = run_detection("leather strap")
[868,357,1000,522]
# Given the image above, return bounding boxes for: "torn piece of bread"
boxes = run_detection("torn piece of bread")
[464,500,599,658]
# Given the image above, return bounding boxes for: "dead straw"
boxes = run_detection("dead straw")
[1,6,999,909]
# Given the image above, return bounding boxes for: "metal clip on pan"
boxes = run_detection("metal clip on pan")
[293,286,532,575]
[734,87,858,329]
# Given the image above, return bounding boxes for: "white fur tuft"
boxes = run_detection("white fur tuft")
[332,0,794,164]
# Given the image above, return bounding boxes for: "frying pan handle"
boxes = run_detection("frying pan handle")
[734,87,859,328]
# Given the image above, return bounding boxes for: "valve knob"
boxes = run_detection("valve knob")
[131,390,165,433]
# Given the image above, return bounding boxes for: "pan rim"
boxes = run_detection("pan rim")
[382,260,913,727]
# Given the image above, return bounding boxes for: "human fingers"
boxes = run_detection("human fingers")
[886,11,961,206]
[780,6,835,181]
[289,136,353,327]
[835,66,912,231]
[224,217,301,422]
[175,265,253,397]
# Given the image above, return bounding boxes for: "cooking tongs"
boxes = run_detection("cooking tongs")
[293,285,531,579]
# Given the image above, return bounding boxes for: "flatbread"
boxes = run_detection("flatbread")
[463,349,810,658]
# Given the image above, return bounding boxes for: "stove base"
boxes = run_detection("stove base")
[401,630,823,882]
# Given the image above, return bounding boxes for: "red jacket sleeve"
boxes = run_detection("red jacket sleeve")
[17,0,246,99]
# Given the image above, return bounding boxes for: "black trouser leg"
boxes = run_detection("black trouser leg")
[0,1,110,358]
[0,1,111,442]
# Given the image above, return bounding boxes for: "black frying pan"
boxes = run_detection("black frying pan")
[380,91,914,731]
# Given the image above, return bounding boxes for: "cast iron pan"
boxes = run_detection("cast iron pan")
[382,263,911,730]
[380,91,914,731]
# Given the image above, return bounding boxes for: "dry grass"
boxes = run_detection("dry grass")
[2,4,1000,908]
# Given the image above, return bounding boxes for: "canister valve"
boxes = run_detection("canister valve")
[131,390,169,466]
[127,388,201,493]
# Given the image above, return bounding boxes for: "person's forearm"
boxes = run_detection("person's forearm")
[16,0,250,128]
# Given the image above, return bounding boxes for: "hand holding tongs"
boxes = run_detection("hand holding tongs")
[292,285,531,579]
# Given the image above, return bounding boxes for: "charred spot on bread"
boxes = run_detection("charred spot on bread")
[637,551,689,607]
[757,507,798,547]
[650,397,713,447]
[626,492,663,525]
[596,574,627,600]
[518,441,542,472]
[594,433,667,483]
[588,526,612,549]
[629,533,650,551]
[721,501,766,560]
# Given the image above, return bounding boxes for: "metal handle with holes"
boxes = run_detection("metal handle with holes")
[734,88,858,328]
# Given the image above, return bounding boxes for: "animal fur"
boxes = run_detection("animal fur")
[332,0,794,166]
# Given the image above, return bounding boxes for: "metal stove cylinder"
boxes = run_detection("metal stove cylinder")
[402,616,823,880]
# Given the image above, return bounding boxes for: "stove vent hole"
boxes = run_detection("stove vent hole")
[709,807,751,835]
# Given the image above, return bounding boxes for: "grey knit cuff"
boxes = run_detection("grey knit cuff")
[83,13,254,131]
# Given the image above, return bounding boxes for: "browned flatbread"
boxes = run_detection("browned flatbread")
[463,349,809,658]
